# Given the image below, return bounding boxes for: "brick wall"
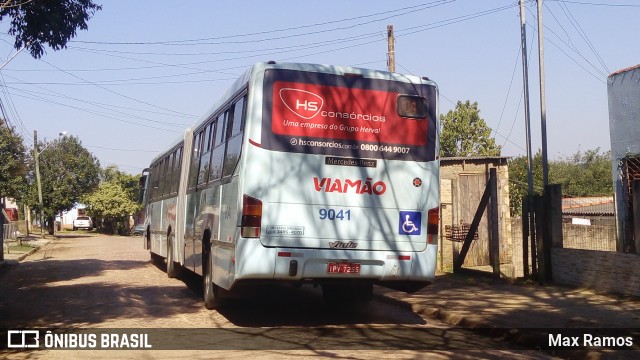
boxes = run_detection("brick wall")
[551,248,640,296]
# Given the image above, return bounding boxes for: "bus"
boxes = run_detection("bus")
[139,62,440,309]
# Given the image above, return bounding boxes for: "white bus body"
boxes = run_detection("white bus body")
[141,62,440,308]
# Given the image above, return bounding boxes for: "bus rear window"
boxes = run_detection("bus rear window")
[261,69,437,162]
[397,95,427,119]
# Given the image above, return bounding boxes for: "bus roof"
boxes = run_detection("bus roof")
[147,62,437,167]
[194,62,436,129]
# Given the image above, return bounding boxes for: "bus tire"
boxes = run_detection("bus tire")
[167,233,178,278]
[203,244,222,310]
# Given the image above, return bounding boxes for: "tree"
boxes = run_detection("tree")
[0,119,28,203]
[440,100,501,157]
[552,148,613,197]
[26,135,101,234]
[508,148,613,216]
[101,165,140,202]
[0,0,102,59]
[508,151,544,216]
[83,166,142,234]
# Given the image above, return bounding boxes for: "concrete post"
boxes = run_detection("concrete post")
[546,184,563,249]
[489,168,500,278]
[633,180,640,254]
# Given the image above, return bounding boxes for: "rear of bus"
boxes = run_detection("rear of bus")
[237,62,439,299]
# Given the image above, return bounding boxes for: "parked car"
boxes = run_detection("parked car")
[131,224,145,236]
[73,216,93,231]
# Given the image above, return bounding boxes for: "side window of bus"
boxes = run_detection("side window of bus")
[164,152,174,196]
[197,122,213,185]
[149,165,156,201]
[157,158,166,196]
[153,163,160,200]
[162,154,173,195]
[222,96,246,179]
[170,146,182,193]
[188,131,203,188]
[214,112,226,147]
[231,96,244,136]
[209,113,227,182]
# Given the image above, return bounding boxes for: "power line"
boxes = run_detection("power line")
[4,77,237,86]
[57,2,513,77]
[68,33,386,70]
[71,1,456,46]
[1,73,196,119]
[396,3,517,37]
[67,32,381,57]
[524,13,606,84]
[7,91,183,133]
[492,44,522,141]
[395,60,526,153]
[0,74,32,145]
[546,0,640,7]
[86,144,161,153]
[500,20,537,153]
[5,85,187,128]
[40,59,198,118]
[540,4,607,78]
[4,3,523,79]
[556,0,610,74]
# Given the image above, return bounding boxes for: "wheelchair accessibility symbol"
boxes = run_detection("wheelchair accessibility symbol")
[399,211,421,235]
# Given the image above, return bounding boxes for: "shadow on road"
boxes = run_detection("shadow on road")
[0,257,203,328]
[165,265,428,328]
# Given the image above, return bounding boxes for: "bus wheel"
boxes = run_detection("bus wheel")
[150,252,163,265]
[322,283,373,308]
[167,235,178,278]
[203,245,222,309]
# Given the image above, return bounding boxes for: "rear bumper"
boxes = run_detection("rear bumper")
[235,238,437,283]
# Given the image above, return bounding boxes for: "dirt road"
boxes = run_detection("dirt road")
[0,234,556,359]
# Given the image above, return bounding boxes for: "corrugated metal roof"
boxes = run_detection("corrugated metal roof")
[609,64,640,77]
[440,156,510,166]
[441,156,510,161]
[562,196,614,216]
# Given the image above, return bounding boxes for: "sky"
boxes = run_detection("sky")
[0,0,638,175]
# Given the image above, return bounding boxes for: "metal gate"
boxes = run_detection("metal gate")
[622,155,640,251]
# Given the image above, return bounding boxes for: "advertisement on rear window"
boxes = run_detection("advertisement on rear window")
[261,69,437,161]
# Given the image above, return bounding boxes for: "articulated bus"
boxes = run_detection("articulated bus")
[139,62,439,309]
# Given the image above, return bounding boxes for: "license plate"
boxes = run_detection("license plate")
[327,262,361,274]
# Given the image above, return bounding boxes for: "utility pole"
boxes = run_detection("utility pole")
[519,0,534,196]
[34,130,44,238]
[537,0,549,188]
[387,25,395,72]
[520,0,535,278]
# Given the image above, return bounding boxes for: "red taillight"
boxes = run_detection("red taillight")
[241,195,262,238]
[427,207,439,234]
[427,207,439,244]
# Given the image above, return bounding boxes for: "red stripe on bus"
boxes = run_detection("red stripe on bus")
[249,139,261,147]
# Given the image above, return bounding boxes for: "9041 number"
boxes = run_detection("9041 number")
[319,208,351,221]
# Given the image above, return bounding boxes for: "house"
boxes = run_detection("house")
[562,196,615,226]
